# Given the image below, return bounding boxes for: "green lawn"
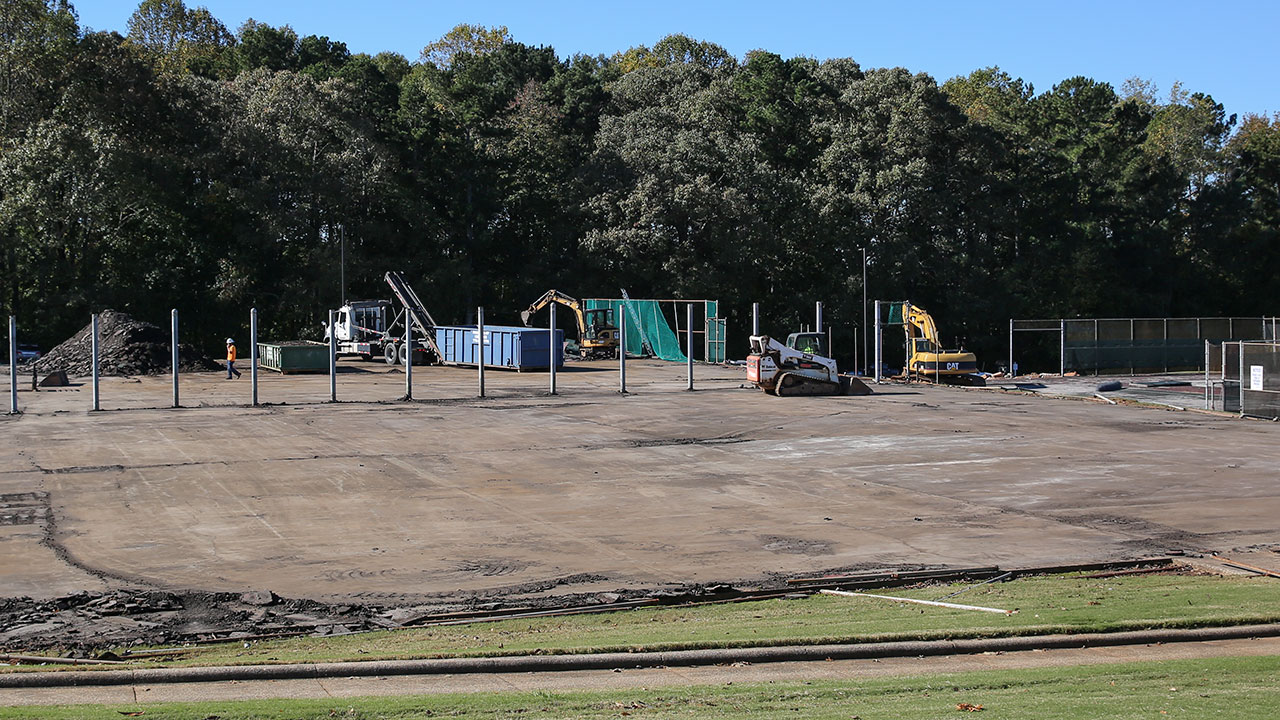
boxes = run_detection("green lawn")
[5,655,1278,719]
[39,571,1276,670]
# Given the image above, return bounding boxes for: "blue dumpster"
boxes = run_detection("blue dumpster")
[434,325,565,371]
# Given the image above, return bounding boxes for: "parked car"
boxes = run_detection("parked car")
[14,344,40,364]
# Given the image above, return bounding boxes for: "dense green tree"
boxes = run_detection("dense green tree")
[3,2,1277,364]
[235,19,297,72]
[125,0,234,77]
[421,24,510,69]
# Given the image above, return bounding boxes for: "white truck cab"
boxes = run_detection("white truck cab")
[326,300,393,359]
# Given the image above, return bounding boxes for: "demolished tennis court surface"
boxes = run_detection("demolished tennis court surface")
[1,359,1277,649]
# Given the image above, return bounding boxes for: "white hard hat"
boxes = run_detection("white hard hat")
[226,338,234,344]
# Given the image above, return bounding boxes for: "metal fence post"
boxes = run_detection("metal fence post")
[1204,340,1210,410]
[874,300,882,384]
[171,309,179,408]
[752,302,759,338]
[328,309,337,402]
[686,304,694,391]
[7,316,16,415]
[549,303,557,395]
[91,313,100,411]
[477,307,485,398]
[1060,320,1065,376]
[405,311,413,400]
[815,301,823,333]
[619,311,627,394]
[1238,340,1245,417]
[250,308,258,406]
[853,326,859,376]
[1008,318,1014,378]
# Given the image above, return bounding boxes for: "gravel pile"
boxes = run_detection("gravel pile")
[34,310,222,376]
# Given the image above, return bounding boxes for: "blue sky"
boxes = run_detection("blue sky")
[75,0,1277,118]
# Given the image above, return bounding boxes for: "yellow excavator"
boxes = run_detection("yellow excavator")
[902,302,983,385]
[521,290,620,359]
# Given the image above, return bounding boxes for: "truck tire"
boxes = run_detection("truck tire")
[384,343,399,365]
[399,343,411,366]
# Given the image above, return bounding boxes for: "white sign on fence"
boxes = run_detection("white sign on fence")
[1250,365,1264,391]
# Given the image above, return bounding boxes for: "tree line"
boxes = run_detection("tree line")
[3,0,1277,367]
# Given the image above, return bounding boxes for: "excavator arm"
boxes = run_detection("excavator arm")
[903,303,942,353]
[521,290,587,334]
[901,302,980,380]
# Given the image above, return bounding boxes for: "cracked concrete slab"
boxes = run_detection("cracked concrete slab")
[1,360,1277,611]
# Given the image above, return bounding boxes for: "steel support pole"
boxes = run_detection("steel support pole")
[618,311,627,394]
[250,308,259,406]
[405,312,413,400]
[1008,318,1014,378]
[1204,340,1210,410]
[477,307,485,398]
[815,301,823,333]
[862,247,868,375]
[549,304,557,395]
[91,313,100,411]
[1130,318,1135,376]
[171,309,179,408]
[752,302,759,338]
[853,326,859,376]
[1238,340,1245,417]
[1060,320,1065,376]
[686,304,694,391]
[328,309,337,402]
[1163,318,1168,373]
[873,300,881,384]
[7,316,16,415]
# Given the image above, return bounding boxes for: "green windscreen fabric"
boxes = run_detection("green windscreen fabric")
[884,302,906,325]
[587,299,687,362]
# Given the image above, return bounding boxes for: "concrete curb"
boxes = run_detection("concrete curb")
[4,624,1279,689]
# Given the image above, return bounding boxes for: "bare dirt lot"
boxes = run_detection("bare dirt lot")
[2,360,1277,648]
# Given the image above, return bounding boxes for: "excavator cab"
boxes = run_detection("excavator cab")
[583,308,614,339]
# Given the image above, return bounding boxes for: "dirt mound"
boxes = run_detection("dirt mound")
[34,310,222,376]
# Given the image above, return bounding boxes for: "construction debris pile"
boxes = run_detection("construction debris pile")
[0,586,640,652]
[0,589,383,651]
[33,310,221,377]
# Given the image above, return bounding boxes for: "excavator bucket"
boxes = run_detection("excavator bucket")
[520,310,532,326]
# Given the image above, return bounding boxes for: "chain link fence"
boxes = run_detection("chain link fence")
[1012,317,1277,375]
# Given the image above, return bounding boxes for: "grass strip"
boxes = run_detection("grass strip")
[8,572,1278,671]
[4,655,1277,719]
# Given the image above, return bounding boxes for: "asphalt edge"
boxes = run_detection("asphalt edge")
[4,624,1278,689]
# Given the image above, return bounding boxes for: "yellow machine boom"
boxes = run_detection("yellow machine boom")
[902,302,980,380]
[521,290,620,358]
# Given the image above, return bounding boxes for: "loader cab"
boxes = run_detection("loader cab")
[785,332,826,356]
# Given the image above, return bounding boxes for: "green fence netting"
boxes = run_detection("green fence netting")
[587,299,687,362]
[883,302,906,325]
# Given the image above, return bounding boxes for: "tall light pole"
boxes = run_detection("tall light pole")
[862,246,868,375]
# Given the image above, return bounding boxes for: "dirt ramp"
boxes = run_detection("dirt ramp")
[34,310,221,376]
